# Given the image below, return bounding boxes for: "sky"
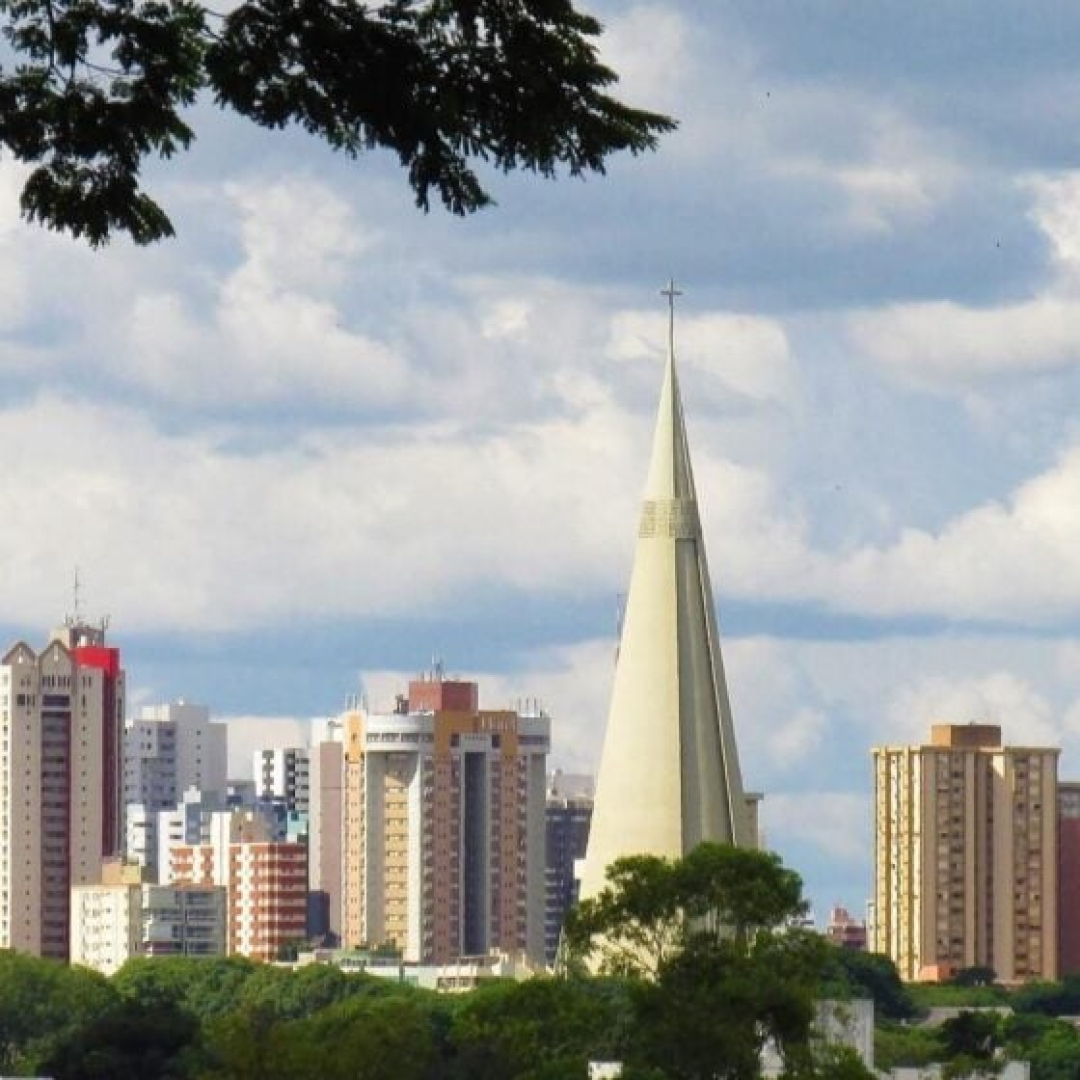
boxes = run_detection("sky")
[4,1,1080,917]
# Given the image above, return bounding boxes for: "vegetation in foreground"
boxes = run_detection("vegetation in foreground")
[3,845,1080,1078]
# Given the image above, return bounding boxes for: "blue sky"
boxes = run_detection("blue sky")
[4,1,1080,917]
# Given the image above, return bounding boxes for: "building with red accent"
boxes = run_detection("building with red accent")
[0,619,124,959]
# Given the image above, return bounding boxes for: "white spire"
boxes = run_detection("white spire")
[579,284,752,903]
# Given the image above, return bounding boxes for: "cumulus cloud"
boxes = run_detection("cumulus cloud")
[886,672,1057,746]
[762,793,869,862]
[606,309,798,405]
[0,393,647,632]
[846,169,1080,385]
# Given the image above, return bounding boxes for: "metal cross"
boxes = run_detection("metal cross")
[661,278,682,357]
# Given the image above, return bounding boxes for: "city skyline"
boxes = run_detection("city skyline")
[7,2,1080,917]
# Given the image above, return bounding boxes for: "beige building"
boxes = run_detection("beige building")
[0,620,124,959]
[873,723,1059,982]
[341,672,549,964]
[71,859,226,975]
[308,717,345,943]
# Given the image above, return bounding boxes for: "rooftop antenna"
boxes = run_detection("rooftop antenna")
[67,565,82,627]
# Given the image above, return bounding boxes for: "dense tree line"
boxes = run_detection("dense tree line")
[2,845,1080,1078]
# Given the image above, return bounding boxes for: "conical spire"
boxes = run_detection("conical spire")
[579,285,752,903]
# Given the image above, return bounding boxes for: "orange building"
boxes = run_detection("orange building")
[341,670,549,964]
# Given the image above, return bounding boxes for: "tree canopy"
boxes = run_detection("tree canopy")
[0,0,676,246]
[565,842,807,977]
[564,843,873,1080]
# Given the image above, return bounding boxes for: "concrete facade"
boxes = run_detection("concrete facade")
[341,673,549,964]
[873,724,1059,982]
[579,315,753,906]
[0,622,124,959]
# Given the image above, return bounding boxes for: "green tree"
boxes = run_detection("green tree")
[0,0,676,246]
[37,996,201,1080]
[448,976,630,1080]
[566,843,843,1080]
[0,951,117,1074]
[112,956,259,1021]
[820,947,917,1021]
[566,843,806,977]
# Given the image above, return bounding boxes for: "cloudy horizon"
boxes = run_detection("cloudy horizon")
[6,1,1080,918]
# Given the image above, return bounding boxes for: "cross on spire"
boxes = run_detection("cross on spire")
[661,278,682,359]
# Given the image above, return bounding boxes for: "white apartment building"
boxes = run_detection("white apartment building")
[124,702,227,877]
[253,746,310,814]
[71,860,226,975]
[0,622,124,959]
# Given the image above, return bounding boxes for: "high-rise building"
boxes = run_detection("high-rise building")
[123,701,227,877]
[873,723,1059,982]
[253,746,310,815]
[545,771,593,964]
[340,670,549,964]
[167,807,307,961]
[579,290,755,905]
[308,718,345,943]
[1058,781,1080,975]
[0,619,124,958]
[825,905,867,951]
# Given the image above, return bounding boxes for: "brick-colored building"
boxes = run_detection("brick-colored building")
[168,809,307,962]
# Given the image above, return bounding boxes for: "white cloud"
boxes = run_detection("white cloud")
[762,793,869,862]
[222,715,314,778]
[599,5,696,116]
[848,297,1080,382]
[606,309,797,404]
[887,672,1058,746]
[846,169,1080,385]
[825,442,1080,623]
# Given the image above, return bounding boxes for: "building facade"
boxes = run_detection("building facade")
[1058,781,1080,975]
[0,621,124,959]
[873,723,1059,982]
[123,702,227,877]
[308,718,345,943]
[544,771,593,964]
[253,746,310,815]
[71,860,226,974]
[168,807,308,961]
[341,672,549,964]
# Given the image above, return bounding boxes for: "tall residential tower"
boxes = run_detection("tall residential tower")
[340,671,549,964]
[873,723,1058,982]
[0,619,124,958]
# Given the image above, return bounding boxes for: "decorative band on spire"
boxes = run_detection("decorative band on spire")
[639,497,700,539]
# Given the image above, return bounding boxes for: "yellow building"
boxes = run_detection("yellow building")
[873,724,1058,982]
[341,672,549,964]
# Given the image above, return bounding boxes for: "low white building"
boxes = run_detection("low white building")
[71,860,226,975]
